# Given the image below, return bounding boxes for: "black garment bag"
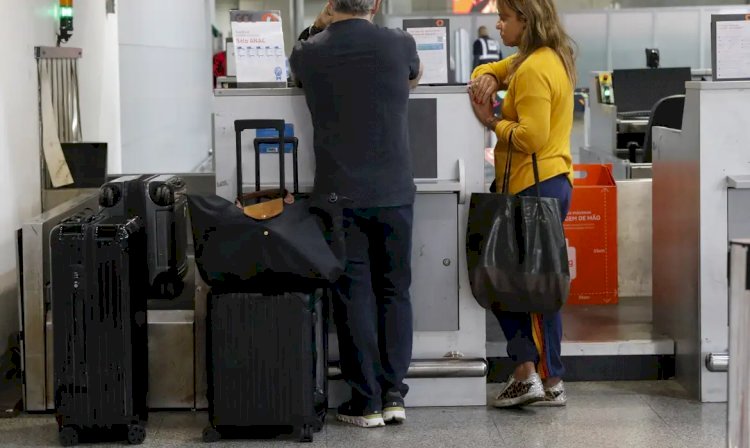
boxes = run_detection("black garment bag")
[188,119,344,291]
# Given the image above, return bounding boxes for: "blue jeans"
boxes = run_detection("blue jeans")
[332,205,414,409]
[491,174,572,379]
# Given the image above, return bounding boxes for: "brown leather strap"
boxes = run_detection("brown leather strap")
[243,198,284,220]
[235,189,295,220]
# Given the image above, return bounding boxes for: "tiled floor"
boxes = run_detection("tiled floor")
[0,381,725,448]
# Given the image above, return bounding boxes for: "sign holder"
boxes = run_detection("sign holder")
[404,19,452,85]
[711,14,750,82]
[229,10,288,88]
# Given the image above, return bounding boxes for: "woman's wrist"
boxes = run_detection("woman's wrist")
[484,115,500,131]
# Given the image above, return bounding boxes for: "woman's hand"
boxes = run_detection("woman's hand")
[470,97,498,130]
[469,74,499,105]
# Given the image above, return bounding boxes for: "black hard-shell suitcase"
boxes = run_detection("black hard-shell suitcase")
[99,174,188,299]
[141,174,189,298]
[203,291,328,443]
[50,211,149,446]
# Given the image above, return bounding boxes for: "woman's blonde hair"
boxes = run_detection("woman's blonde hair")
[497,0,577,86]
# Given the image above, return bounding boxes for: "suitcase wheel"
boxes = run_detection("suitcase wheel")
[99,185,120,208]
[153,185,174,207]
[58,426,79,447]
[126,424,146,445]
[202,426,221,443]
[299,425,313,443]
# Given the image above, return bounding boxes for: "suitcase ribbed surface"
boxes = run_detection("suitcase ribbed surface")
[52,215,148,429]
[207,292,319,429]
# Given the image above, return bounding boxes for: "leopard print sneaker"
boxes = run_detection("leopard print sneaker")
[492,373,545,408]
[531,381,567,407]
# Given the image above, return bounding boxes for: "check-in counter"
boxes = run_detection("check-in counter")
[212,86,489,407]
[652,81,750,403]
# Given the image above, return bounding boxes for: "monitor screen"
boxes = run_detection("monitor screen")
[612,67,691,114]
[408,98,438,179]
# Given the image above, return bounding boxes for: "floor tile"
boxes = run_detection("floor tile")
[489,382,693,448]
[326,407,505,448]
[0,414,60,447]
[643,394,727,447]
[496,421,686,448]
[0,382,728,448]
[149,411,327,447]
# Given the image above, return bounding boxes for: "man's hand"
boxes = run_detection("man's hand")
[314,4,333,30]
[469,74,499,105]
[409,62,424,90]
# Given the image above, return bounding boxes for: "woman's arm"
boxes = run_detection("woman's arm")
[493,66,551,154]
[471,56,515,87]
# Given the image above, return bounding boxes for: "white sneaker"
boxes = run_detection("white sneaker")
[383,401,406,424]
[531,381,568,407]
[336,401,385,428]
[492,373,545,408]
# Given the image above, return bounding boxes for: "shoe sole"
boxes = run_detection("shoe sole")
[529,399,567,407]
[383,408,406,424]
[336,414,386,428]
[492,388,545,408]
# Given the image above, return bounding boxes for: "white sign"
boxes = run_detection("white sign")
[715,20,750,80]
[230,19,287,83]
[406,26,448,85]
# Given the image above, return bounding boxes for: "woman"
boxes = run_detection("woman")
[468,0,576,408]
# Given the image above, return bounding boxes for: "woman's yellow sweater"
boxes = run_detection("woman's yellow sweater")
[471,48,574,194]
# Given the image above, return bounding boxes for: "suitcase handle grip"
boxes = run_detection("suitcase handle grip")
[234,119,286,199]
[253,137,300,195]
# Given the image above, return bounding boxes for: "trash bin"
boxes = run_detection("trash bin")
[563,164,619,305]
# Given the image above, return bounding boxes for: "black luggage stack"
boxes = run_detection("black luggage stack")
[50,211,149,446]
[189,120,339,443]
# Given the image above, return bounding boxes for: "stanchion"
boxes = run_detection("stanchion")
[728,239,750,448]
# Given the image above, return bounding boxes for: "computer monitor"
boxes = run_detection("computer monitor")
[612,67,691,115]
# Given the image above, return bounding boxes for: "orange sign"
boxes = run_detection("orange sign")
[260,12,280,22]
[453,0,498,14]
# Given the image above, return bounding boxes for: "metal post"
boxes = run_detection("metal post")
[728,239,750,448]
[292,0,304,38]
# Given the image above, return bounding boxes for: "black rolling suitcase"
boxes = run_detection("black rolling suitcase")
[203,290,329,443]
[50,211,149,446]
[198,120,330,443]
[99,174,188,299]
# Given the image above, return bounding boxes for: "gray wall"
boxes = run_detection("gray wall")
[387,0,749,13]
[118,0,214,174]
[383,4,750,87]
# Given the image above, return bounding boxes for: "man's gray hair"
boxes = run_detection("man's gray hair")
[331,0,376,15]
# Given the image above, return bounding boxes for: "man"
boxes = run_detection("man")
[472,25,502,69]
[289,0,423,429]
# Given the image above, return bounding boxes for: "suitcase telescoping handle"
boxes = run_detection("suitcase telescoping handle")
[234,119,286,200]
[253,136,299,195]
